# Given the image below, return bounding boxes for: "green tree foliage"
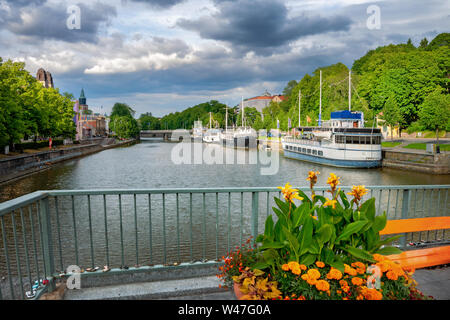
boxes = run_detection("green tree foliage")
[418,87,450,142]
[138,112,160,130]
[381,95,402,140]
[109,102,140,138]
[0,58,75,149]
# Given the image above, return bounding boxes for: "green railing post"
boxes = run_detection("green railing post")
[251,192,259,240]
[39,197,56,291]
[400,189,411,249]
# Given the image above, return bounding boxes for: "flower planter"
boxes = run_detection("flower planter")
[233,282,245,300]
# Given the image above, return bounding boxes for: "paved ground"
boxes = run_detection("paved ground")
[414,266,450,300]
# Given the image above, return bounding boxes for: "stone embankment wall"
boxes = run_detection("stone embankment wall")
[382,150,450,174]
[0,139,136,184]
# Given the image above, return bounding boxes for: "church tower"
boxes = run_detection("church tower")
[36,68,54,88]
[79,89,88,113]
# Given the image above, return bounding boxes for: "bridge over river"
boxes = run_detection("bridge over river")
[140,130,193,140]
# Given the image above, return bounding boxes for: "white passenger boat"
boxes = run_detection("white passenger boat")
[282,110,382,168]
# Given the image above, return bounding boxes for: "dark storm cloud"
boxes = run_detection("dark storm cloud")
[0,2,116,43]
[125,0,186,9]
[177,0,352,56]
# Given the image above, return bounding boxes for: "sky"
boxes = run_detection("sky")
[0,0,448,117]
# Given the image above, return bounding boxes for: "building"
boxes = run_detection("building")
[74,89,107,140]
[36,68,54,88]
[239,91,286,119]
[376,112,400,139]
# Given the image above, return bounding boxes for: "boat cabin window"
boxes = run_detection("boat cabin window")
[302,148,306,153]
[312,150,317,155]
[318,151,323,156]
[307,149,311,154]
[337,135,381,145]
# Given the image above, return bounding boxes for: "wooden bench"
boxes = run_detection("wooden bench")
[380,216,450,269]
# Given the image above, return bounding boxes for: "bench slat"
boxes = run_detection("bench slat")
[380,217,450,235]
[387,245,450,269]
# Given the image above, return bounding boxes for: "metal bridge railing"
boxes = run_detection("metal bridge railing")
[0,185,448,300]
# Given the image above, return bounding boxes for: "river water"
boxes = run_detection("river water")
[1,139,449,202]
[0,140,448,281]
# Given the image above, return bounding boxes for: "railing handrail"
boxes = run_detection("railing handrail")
[1,185,449,213]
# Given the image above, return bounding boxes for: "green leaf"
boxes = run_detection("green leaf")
[298,216,314,255]
[299,253,316,266]
[335,220,369,242]
[360,198,376,222]
[264,215,274,241]
[329,260,345,273]
[283,226,300,256]
[274,197,290,214]
[372,212,387,233]
[251,261,270,270]
[307,238,321,254]
[316,224,333,244]
[375,246,403,255]
[321,248,335,264]
[342,246,375,263]
[291,202,309,228]
[339,190,350,209]
[259,240,286,250]
[372,234,404,252]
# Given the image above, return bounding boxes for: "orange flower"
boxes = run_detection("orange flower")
[344,264,357,276]
[351,262,366,274]
[281,264,290,271]
[291,265,302,275]
[287,261,299,270]
[315,280,330,292]
[326,268,343,280]
[299,264,307,271]
[373,254,386,262]
[386,270,398,281]
[347,185,369,202]
[351,277,364,286]
[315,261,325,268]
[326,173,340,191]
[307,269,321,280]
[307,171,320,187]
[323,198,337,209]
[277,183,303,203]
[361,286,383,300]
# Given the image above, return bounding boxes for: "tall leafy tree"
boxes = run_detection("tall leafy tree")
[418,87,450,143]
[382,95,403,140]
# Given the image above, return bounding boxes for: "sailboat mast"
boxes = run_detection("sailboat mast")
[209,112,212,129]
[225,105,228,133]
[349,70,352,112]
[319,70,322,126]
[298,90,301,127]
[241,96,244,128]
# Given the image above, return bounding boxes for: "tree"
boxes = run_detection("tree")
[418,87,450,143]
[282,80,298,97]
[419,38,428,49]
[382,95,403,140]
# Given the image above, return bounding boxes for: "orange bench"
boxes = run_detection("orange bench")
[380,217,450,269]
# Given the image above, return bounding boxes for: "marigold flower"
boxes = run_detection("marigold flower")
[386,270,398,281]
[344,264,357,276]
[307,268,321,280]
[315,280,330,292]
[351,262,366,274]
[281,264,290,271]
[315,261,325,268]
[326,268,343,280]
[351,277,364,286]
[373,254,386,262]
[361,286,383,300]
[291,265,302,275]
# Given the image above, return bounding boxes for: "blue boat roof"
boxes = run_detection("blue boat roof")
[330,110,362,120]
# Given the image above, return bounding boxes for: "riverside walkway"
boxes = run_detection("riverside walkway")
[0,185,448,300]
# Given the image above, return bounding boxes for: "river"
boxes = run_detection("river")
[1,139,449,202]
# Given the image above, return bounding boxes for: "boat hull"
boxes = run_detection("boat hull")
[284,150,381,168]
